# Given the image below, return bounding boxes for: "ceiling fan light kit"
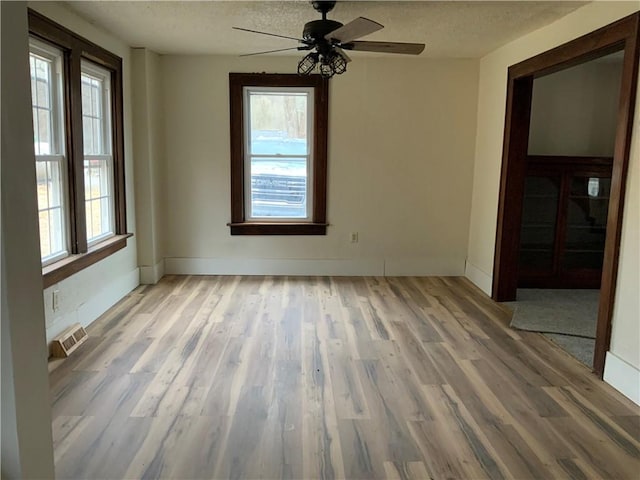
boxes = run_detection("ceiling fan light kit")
[234,0,426,79]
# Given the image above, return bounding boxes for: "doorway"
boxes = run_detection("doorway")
[492,13,640,376]
[520,51,623,290]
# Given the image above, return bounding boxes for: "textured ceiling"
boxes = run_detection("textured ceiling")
[61,1,589,58]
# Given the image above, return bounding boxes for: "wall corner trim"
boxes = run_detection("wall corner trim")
[140,259,165,284]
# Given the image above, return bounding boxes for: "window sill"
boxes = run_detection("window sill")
[228,222,327,236]
[42,233,133,288]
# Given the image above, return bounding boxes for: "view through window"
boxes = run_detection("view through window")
[245,88,313,220]
[29,39,68,265]
[82,62,114,244]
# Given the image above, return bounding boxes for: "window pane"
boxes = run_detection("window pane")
[31,80,38,111]
[92,79,102,117]
[34,57,48,81]
[49,159,63,207]
[84,158,113,242]
[89,163,100,197]
[250,157,307,218]
[49,207,64,254]
[36,160,67,262]
[39,210,51,258]
[36,78,50,109]
[81,62,115,243]
[30,41,68,262]
[81,69,108,155]
[82,80,93,115]
[100,196,111,234]
[83,116,94,154]
[93,118,102,153]
[249,92,308,155]
[90,198,102,239]
[29,54,55,155]
[35,161,49,209]
[37,108,51,154]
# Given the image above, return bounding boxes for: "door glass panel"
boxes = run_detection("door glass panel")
[562,175,610,270]
[519,175,560,270]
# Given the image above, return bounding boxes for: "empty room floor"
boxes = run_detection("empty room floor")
[49,276,640,479]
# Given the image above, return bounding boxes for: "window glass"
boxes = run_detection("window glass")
[249,91,309,155]
[29,40,68,264]
[81,70,110,155]
[245,88,312,220]
[81,61,114,243]
[84,158,113,241]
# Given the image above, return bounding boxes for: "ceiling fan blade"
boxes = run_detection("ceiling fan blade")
[239,46,312,57]
[335,47,352,63]
[233,26,306,43]
[344,41,425,55]
[325,17,383,43]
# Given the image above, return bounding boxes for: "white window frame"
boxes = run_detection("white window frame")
[81,60,115,246]
[242,86,315,222]
[29,37,70,266]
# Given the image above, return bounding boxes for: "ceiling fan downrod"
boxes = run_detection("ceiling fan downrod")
[311,1,337,21]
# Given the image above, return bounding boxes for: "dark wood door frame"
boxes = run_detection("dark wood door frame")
[492,12,640,377]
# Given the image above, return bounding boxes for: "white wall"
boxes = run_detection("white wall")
[161,55,479,276]
[132,48,165,284]
[605,86,640,403]
[464,2,640,403]
[1,2,55,477]
[28,2,140,343]
[528,53,623,156]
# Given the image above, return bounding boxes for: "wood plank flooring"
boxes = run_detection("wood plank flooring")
[49,275,640,479]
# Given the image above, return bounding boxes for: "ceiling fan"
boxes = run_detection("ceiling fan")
[233,0,426,78]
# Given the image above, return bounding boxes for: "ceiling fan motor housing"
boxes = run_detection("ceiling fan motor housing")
[303,19,343,43]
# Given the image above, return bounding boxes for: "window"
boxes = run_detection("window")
[82,61,114,244]
[29,9,128,288]
[29,39,68,265]
[245,87,313,220]
[229,73,329,235]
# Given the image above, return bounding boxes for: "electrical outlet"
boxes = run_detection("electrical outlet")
[52,290,60,312]
[350,232,359,243]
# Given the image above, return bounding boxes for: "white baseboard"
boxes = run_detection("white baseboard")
[603,351,640,406]
[464,259,492,296]
[46,267,139,343]
[164,257,466,277]
[165,257,384,276]
[384,257,465,276]
[139,259,165,284]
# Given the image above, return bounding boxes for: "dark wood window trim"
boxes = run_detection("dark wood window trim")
[228,73,329,235]
[42,234,132,289]
[492,12,640,377]
[28,9,130,286]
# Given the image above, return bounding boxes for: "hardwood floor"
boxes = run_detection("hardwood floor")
[49,275,640,479]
